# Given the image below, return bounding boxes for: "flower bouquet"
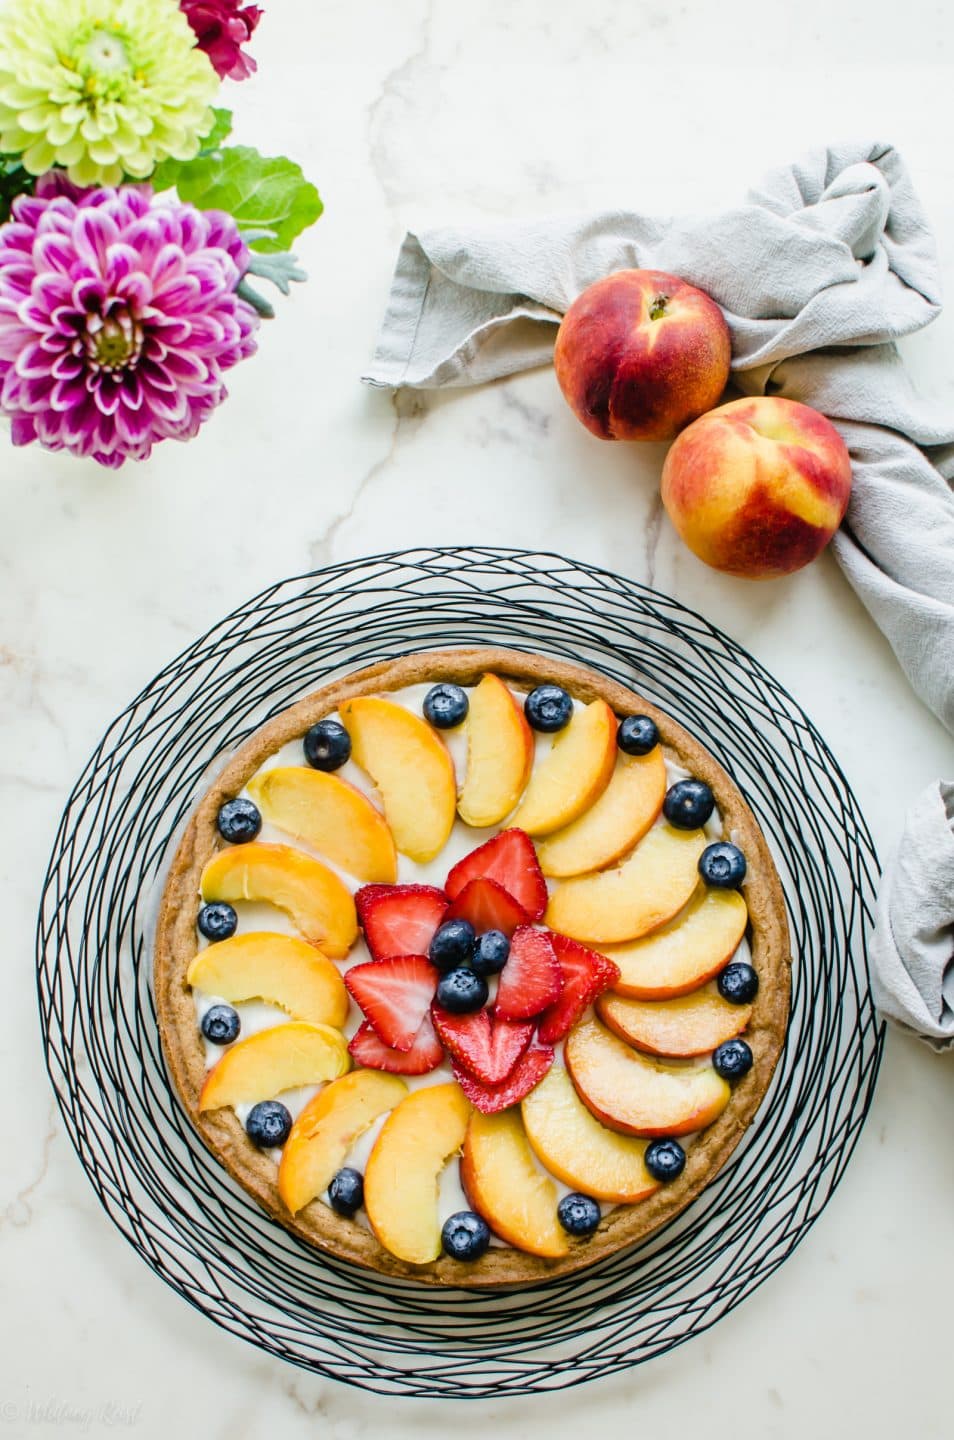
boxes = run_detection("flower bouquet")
[0,0,321,467]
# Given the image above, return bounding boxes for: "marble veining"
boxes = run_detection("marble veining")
[310,390,430,568]
[1,1100,58,1231]
[367,0,436,221]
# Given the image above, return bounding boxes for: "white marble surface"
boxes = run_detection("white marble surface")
[2,1,953,1435]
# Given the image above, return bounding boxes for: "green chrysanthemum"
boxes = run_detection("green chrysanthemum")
[0,0,219,186]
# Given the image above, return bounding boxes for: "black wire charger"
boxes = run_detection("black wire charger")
[36,547,882,1398]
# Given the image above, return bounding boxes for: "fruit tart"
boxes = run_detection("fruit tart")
[155,649,791,1286]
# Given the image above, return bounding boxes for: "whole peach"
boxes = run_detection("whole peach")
[660,396,853,579]
[554,269,731,442]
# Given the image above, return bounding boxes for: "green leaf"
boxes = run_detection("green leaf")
[246,250,308,296]
[204,108,234,150]
[0,158,34,223]
[150,108,234,193]
[238,251,309,316]
[150,156,184,193]
[154,145,323,254]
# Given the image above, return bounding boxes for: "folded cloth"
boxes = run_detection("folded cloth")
[871,782,954,1048]
[363,139,954,1042]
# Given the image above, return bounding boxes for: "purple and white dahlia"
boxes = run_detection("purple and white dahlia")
[0,175,259,467]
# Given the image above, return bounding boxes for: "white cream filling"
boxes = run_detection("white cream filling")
[192,681,748,1243]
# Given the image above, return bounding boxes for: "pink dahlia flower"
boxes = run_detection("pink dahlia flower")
[181,0,262,82]
[0,175,259,468]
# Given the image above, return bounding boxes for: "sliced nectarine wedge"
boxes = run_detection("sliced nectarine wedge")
[565,1018,730,1138]
[363,1083,471,1264]
[521,1064,659,1203]
[246,767,397,883]
[198,1022,351,1112]
[339,697,456,863]
[200,842,358,957]
[460,1108,569,1258]
[277,1069,407,1214]
[458,674,535,827]
[187,932,349,1028]
[536,748,666,877]
[545,824,707,944]
[605,888,748,999]
[597,984,752,1057]
[509,699,617,836]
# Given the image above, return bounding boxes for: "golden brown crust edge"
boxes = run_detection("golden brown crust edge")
[155,647,791,1288]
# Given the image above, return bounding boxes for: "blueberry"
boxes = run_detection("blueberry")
[201,1004,240,1045]
[304,719,351,772]
[328,1166,364,1217]
[713,1038,754,1081]
[471,929,510,977]
[699,841,747,889]
[718,961,759,1005]
[557,1193,601,1237]
[644,1138,687,1183]
[428,919,476,972]
[524,685,573,733]
[245,1100,292,1148]
[423,683,469,729]
[197,902,238,942]
[617,715,659,755]
[217,797,262,844]
[441,1210,491,1261]
[435,967,488,1014]
[663,779,715,830]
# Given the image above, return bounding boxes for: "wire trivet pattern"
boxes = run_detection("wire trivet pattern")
[36,547,882,1399]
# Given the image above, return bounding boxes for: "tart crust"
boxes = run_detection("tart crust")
[155,648,791,1288]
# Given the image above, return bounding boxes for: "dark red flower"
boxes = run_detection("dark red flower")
[181,0,263,82]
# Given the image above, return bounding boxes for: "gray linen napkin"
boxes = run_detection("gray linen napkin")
[363,140,954,1043]
[872,782,954,1049]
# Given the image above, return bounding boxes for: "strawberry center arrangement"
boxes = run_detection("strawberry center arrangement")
[346,827,621,1111]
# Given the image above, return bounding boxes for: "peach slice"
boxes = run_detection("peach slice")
[545,824,707,944]
[198,1022,351,1112]
[509,699,617,836]
[246,767,397,883]
[363,1083,471,1264]
[460,1108,569,1258]
[521,1064,659,1203]
[605,888,748,999]
[457,674,535,827]
[187,932,349,1029]
[277,1070,407,1214]
[565,1018,730,1138]
[597,985,752,1057]
[339,697,456,863]
[200,843,358,958]
[536,748,666,877]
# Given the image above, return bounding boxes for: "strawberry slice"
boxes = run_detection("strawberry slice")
[537,933,621,1044]
[445,828,547,921]
[348,1016,444,1075]
[452,1044,554,1114]
[344,954,438,1050]
[431,1007,534,1085]
[494,925,563,1020]
[355,884,448,961]
[444,877,528,937]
